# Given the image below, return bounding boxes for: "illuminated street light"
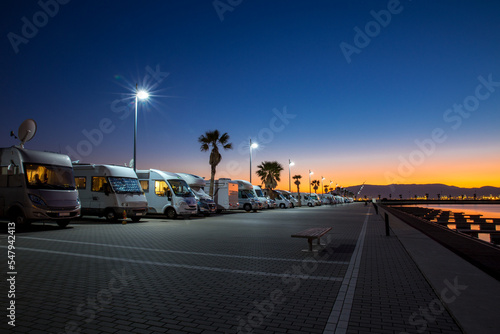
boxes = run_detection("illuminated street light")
[249,139,258,183]
[321,176,325,195]
[309,170,313,195]
[134,85,149,172]
[288,159,295,192]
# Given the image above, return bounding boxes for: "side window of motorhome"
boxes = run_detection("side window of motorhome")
[25,163,75,189]
[75,177,86,189]
[140,180,149,193]
[154,180,171,197]
[92,176,109,192]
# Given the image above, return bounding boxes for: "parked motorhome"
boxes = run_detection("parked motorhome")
[262,189,292,208]
[233,180,262,212]
[280,190,298,207]
[176,173,216,216]
[73,164,147,222]
[0,146,81,227]
[291,192,315,207]
[205,178,239,212]
[136,169,197,219]
[309,193,322,206]
[252,185,271,209]
[272,190,292,208]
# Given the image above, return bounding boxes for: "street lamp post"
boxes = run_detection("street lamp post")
[321,177,325,195]
[309,170,313,195]
[288,159,295,192]
[133,85,149,172]
[249,139,258,183]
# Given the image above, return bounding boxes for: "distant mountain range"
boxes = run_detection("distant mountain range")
[345,184,500,199]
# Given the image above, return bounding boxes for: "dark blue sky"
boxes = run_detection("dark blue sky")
[2,1,500,188]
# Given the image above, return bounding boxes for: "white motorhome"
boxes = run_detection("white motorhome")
[176,173,216,216]
[233,180,262,212]
[280,190,298,207]
[205,178,239,212]
[73,164,147,222]
[309,193,322,206]
[291,192,315,207]
[253,185,271,209]
[262,189,292,209]
[137,169,197,219]
[272,190,292,209]
[0,146,81,227]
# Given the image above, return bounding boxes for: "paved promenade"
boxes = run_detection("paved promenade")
[1,203,498,333]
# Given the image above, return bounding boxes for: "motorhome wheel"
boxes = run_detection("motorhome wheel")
[9,208,31,226]
[105,209,118,222]
[166,207,177,219]
[308,202,313,207]
[243,203,252,212]
[131,217,141,222]
[280,203,285,209]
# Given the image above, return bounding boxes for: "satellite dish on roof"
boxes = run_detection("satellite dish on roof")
[18,119,37,148]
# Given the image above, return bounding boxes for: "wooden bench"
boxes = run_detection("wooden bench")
[291,227,332,252]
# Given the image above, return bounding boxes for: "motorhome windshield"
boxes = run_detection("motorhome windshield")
[255,188,264,197]
[169,179,194,197]
[108,177,143,194]
[25,163,76,190]
[241,189,255,198]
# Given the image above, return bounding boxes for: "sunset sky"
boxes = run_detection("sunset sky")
[2,1,499,190]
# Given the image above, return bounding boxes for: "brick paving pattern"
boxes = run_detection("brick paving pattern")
[0,203,463,333]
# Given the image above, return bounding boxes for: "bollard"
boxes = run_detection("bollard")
[384,213,390,236]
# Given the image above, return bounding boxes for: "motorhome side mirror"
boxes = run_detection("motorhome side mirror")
[7,163,15,175]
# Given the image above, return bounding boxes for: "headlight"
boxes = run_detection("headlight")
[28,194,47,208]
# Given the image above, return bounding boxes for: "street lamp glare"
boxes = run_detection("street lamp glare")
[289,161,295,167]
[250,142,258,149]
[137,90,149,100]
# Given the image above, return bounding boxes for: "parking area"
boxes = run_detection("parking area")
[0,203,463,333]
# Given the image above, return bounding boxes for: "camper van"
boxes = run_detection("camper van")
[309,193,322,206]
[205,178,239,213]
[233,180,262,212]
[291,192,316,207]
[176,173,216,216]
[280,190,299,207]
[73,164,147,222]
[262,189,292,209]
[253,185,271,209]
[0,146,81,227]
[272,190,293,209]
[136,169,197,219]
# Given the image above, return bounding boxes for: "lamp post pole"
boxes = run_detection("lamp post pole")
[249,139,258,183]
[288,159,294,192]
[134,88,138,172]
[309,170,313,195]
[321,177,325,195]
[133,84,149,173]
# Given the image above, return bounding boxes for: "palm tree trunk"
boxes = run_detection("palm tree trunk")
[209,164,217,197]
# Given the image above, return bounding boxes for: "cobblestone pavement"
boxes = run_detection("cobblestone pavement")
[0,203,463,333]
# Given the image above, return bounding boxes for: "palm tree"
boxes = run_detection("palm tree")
[256,161,283,198]
[198,130,233,197]
[311,180,320,193]
[293,174,302,206]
